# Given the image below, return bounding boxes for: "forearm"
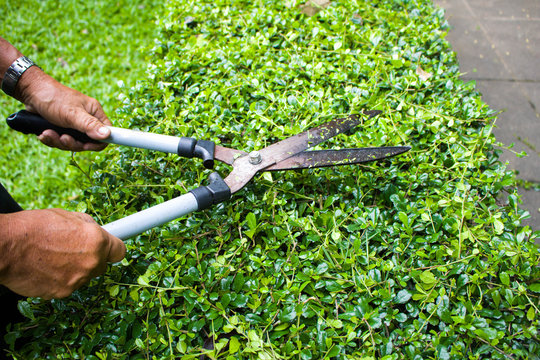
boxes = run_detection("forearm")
[0,214,15,283]
[0,37,23,79]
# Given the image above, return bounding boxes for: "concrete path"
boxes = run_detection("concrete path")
[433,0,540,242]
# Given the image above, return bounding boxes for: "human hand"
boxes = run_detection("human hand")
[16,67,111,152]
[0,209,126,299]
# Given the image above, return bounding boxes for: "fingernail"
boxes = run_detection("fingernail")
[98,127,110,136]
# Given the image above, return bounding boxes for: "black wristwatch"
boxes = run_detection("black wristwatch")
[1,56,38,97]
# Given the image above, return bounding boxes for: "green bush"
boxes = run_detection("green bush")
[7,0,540,359]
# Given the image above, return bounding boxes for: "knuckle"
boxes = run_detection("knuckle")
[82,224,108,258]
[65,106,79,122]
[82,115,96,130]
[68,275,90,291]
[80,213,95,223]
[88,97,100,108]
[84,254,102,273]
[52,288,72,299]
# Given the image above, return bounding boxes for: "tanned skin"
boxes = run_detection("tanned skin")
[0,37,125,300]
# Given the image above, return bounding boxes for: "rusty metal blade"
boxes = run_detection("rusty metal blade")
[257,110,381,166]
[214,145,246,166]
[264,146,411,171]
[220,111,382,194]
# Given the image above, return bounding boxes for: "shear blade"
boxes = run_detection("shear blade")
[265,146,411,171]
[222,110,385,194]
[258,110,381,166]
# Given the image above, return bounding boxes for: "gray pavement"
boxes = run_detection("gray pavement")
[433,0,540,242]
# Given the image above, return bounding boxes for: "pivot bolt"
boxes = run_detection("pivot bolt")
[249,151,262,165]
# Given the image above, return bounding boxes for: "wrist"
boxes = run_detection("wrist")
[1,56,41,100]
[16,66,57,108]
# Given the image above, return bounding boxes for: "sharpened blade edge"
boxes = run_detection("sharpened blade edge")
[265,146,410,171]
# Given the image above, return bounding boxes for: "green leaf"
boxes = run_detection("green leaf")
[327,319,343,329]
[530,283,540,293]
[398,211,409,226]
[420,271,437,286]
[246,212,257,232]
[109,284,119,297]
[438,346,450,360]
[137,275,150,286]
[316,262,329,274]
[279,306,297,323]
[395,289,412,304]
[229,336,241,354]
[357,298,371,316]
[395,313,408,323]
[176,341,187,354]
[301,349,312,360]
[474,328,497,341]
[233,273,245,292]
[499,272,510,286]
[17,301,35,321]
[493,219,504,235]
[527,307,535,321]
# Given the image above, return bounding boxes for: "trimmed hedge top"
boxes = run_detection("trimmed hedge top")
[8,0,540,359]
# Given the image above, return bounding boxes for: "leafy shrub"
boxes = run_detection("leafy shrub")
[7,0,540,359]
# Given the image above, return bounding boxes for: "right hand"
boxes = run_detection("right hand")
[17,67,112,152]
[0,209,126,299]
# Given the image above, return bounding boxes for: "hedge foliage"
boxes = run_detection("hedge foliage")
[7,0,540,359]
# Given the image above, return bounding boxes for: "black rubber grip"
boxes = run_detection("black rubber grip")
[190,172,231,210]
[6,110,98,143]
[177,137,215,169]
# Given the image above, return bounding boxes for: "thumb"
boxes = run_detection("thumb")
[105,234,127,263]
[77,111,111,141]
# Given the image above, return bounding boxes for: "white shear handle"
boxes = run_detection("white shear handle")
[102,193,199,240]
[102,172,231,240]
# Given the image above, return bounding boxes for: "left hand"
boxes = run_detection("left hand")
[0,208,126,299]
[17,66,111,152]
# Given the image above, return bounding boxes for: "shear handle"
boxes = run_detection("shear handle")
[7,109,96,143]
[103,172,230,239]
[6,110,215,168]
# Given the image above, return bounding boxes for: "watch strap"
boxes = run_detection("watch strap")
[1,56,38,97]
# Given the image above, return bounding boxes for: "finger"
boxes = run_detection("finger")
[76,109,111,141]
[59,110,108,151]
[38,130,70,151]
[81,259,108,284]
[82,141,108,152]
[89,260,108,279]
[71,276,91,292]
[89,103,112,126]
[41,132,106,152]
[59,134,86,152]
[72,211,96,223]
[105,233,127,263]
[24,103,36,113]
[39,114,108,152]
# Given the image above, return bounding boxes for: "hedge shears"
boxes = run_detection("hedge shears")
[7,110,410,240]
